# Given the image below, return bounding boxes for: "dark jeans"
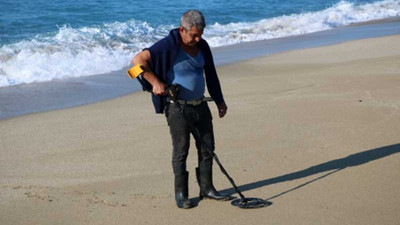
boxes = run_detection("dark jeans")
[165,102,214,175]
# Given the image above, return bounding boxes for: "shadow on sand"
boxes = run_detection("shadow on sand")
[216,143,400,203]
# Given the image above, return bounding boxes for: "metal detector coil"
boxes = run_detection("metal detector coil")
[231,198,271,209]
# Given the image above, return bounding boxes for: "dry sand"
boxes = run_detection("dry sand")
[1,34,400,225]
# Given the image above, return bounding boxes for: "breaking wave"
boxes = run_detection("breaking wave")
[0,0,399,87]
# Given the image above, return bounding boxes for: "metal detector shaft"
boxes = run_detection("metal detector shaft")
[187,110,271,208]
[183,108,246,201]
[205,144,246,200]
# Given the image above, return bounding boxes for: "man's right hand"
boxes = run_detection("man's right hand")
[132,50,167,95]
[152,81,167,96]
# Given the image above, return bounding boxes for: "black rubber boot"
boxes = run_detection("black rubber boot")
[196,167,230,201]
[175,171,193,209]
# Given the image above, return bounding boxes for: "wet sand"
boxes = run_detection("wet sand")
[1,34,400,225]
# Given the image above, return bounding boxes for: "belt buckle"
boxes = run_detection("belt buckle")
[192,100,201,106]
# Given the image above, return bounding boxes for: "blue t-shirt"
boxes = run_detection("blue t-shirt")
[167,48,205,101]
[146,28,224,113]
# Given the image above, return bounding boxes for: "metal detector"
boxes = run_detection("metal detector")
[127,65,271,209]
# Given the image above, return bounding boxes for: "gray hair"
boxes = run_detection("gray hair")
[180,10,206,31]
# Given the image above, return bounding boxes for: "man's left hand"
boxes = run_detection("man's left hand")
[217,102,228,118]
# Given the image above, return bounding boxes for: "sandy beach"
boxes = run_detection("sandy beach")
[1,34,400,224]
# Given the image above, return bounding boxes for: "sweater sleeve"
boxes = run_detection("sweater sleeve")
[201,40,225,105]
[143,29,180,114]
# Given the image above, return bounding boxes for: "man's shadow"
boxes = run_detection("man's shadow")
[192,143,400,206]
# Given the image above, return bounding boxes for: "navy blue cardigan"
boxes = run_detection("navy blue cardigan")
[144,28,224,114]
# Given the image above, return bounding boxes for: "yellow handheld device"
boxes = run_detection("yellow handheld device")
[126,64,144,79]
[126,64,152,92]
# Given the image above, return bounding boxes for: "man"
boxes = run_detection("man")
[131,10,229,209]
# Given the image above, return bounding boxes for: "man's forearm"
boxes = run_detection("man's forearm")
[132,51,158,86]
[131,50,166,95]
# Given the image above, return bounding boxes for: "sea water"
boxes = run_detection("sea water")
[0,0,400,87]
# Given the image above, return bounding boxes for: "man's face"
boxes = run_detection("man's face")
[179,26,203,47]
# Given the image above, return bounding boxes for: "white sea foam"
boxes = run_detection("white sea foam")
[0,0,399,87]
[0,21,172,87]
[204,0,400,46]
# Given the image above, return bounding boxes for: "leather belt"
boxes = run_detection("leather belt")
[168,97,212,106]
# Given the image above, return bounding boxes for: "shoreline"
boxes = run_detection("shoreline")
[1,17,400,120]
